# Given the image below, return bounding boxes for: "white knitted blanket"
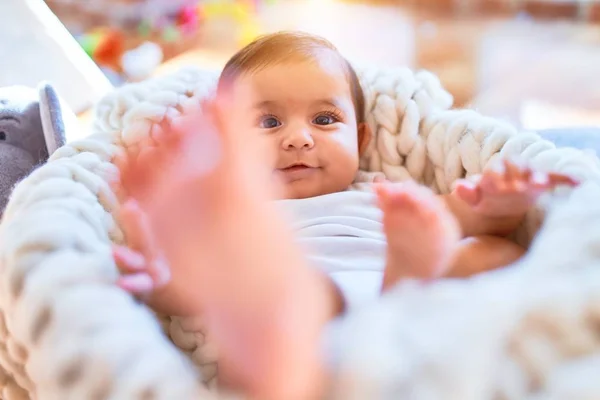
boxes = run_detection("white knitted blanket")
[0,65,599,400]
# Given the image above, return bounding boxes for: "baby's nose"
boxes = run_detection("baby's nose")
[284,128,314,149]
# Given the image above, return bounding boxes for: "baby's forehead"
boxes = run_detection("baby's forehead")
[236,60,354,105]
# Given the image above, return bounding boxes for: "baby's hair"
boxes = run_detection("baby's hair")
[218,31,366,124]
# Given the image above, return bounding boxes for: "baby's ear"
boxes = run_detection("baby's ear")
[357,122,372,155]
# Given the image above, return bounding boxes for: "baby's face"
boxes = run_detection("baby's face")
[231,59,366,199]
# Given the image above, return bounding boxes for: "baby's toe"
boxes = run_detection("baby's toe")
[379,182,428,209]
[402,185,443,215]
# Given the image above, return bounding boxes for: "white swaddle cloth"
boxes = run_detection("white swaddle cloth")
[278,186,387,310]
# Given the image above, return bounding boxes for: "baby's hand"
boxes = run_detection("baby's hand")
[453,159,579,218]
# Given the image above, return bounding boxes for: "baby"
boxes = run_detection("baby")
[113,32,577,399]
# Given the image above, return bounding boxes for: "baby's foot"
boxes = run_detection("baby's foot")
[117,93,328,400]
[376,182,460,291]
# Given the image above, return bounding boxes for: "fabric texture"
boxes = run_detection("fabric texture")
[279,189,386,311]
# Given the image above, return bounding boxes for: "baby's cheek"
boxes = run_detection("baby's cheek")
[254,132,278,168]
[328,150,360,189]
[338,135,361,168]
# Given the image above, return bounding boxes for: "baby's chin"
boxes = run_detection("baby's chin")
[282,179,352,200]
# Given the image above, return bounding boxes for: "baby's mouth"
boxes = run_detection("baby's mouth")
[283,165,310,172]
[277,163,318,181]
[280,162,315,171]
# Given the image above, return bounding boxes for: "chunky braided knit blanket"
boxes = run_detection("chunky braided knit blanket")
[1,65,599,400]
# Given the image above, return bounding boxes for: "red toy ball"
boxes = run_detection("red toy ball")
[178,5,200,35]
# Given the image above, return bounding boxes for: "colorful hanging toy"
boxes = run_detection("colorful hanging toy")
[178,4,200,36]
[78,28,126,71]
[77,0,276,78]
[197,0,265,47]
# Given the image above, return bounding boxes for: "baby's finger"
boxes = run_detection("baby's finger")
[113,245,146,273]
[117,273,155,295]
[503,159,520,183]
[505,158,532,187]
[454,179,481,205]
[547,173,579,187]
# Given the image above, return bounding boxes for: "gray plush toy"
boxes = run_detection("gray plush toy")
[0,82,68,214]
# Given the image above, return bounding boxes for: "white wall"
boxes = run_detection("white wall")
[0,0,113,114]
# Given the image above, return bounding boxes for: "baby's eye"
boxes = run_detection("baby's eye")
[259,116,281,129]
[313,114,337,126]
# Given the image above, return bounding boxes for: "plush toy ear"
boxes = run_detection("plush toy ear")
[38,82,67,155]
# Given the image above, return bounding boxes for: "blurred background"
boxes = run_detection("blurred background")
[7,0,600,131]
